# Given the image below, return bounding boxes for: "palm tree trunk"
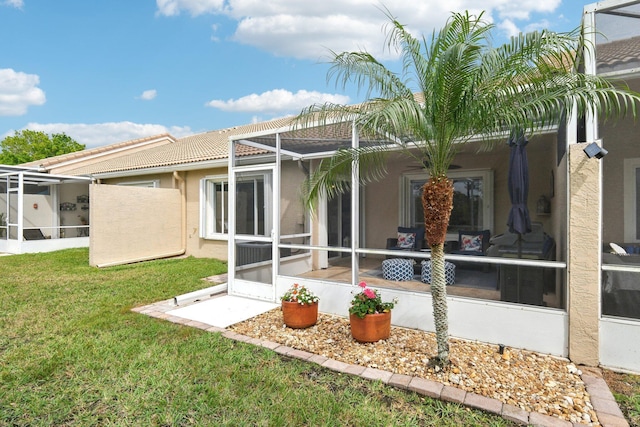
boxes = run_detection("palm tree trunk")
[430,243,450,363]
[422,175,453,365]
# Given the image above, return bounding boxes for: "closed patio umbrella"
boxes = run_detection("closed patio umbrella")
[506,132,532,302]
[507,132,532,238]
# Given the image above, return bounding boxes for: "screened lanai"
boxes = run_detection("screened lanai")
[583,0,640,372]
[221,2,640,371]
[0,165,92,254]
[226,118,570,358]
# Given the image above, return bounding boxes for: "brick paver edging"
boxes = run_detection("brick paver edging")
[133,301,630,427]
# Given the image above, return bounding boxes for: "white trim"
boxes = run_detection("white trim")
[199,174,229,239]
[117,179,159,188]
[584,0,640,14]
[600,316,640,373]
[624,157,640,242]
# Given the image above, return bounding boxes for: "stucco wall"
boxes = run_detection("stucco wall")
[89,183,183,267]
[362,134,559,250]
[183,168,227,260]
[567,143,600,365]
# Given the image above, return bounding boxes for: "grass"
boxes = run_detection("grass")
[0,248,517,426]
[603,370,640,427]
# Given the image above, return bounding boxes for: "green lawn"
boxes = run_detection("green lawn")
[0,249,521,425]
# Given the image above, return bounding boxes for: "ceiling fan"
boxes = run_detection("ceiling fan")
[407,156,462,171]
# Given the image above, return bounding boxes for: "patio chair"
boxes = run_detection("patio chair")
[450,229,491,272]
[385,226,427,274]
[386,226,426,252]
[23,229,47,240]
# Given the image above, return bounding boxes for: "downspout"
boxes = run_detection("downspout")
[173,171,188,254]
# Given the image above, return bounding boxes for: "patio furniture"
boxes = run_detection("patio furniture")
[23,229,47,240]
[421,260,456,285]
[602,251,640,319]
[381,258,414,281]
[386,226,426,253]
[488,222,555,306]
[449,229,491,272]
[450,229,491,256]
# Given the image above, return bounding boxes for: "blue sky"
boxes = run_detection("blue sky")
[1,0,596,149]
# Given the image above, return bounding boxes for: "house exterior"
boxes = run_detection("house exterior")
[0,164,91,254]
[2,0,638,373]
[0,134,183,254]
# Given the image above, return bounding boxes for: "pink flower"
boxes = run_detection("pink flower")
[363,288,376,299]
[358,281,367,288]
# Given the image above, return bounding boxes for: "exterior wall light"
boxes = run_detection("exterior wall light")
[583,141,608,159]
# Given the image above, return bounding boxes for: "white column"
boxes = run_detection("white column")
[351,121,359,286]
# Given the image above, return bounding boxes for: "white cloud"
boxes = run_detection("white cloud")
[2,0,23,8]
[138,89,157,100]
[495,0,560,21]
[156,0,225,17]
[156,0,564,60]
[524,19,551,33]
[206,89,350,113]
[16,122,193,149]
[498,19,520,39]
[0,68,46,116]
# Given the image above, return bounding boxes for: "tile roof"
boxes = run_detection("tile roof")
[22,133,176,169]
[597,35,640,73]
[60,117,295,176]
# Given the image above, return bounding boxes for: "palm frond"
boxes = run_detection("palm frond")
[302,145,390,212]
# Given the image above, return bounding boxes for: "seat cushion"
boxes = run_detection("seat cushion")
[397,227,425,249]
[396,232,416,248]
[455,229,491,255]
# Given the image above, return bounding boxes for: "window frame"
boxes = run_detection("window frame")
[400,169,494,240]
[117,180,159,188]
[200,171,273,240]
[200,174,229,240]
[623,157,640,242]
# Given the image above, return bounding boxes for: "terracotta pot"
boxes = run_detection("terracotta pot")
[281,301,318,329]
[349,311,391,343]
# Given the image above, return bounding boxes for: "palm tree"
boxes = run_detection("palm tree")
[298,10,640,366]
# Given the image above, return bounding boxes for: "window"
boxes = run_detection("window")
[200,176,229,238]
[200,172,272,239]
[624,158,640,242]
[402,170,493,238]
[118,180,159,188]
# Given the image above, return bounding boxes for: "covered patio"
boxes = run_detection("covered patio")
[0,165,92,254]
[225,119,569,359]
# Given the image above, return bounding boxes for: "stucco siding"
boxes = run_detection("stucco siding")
[567,143,601,365]
[183,168,227,260]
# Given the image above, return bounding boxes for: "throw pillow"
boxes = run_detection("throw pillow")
[397,232,416,249]
[460,234,483,252]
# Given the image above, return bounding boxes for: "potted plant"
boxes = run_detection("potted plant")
[349,281,398,343]
[280,283,319,329]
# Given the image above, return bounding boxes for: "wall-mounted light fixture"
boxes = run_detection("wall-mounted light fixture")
[584,141,608,159]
